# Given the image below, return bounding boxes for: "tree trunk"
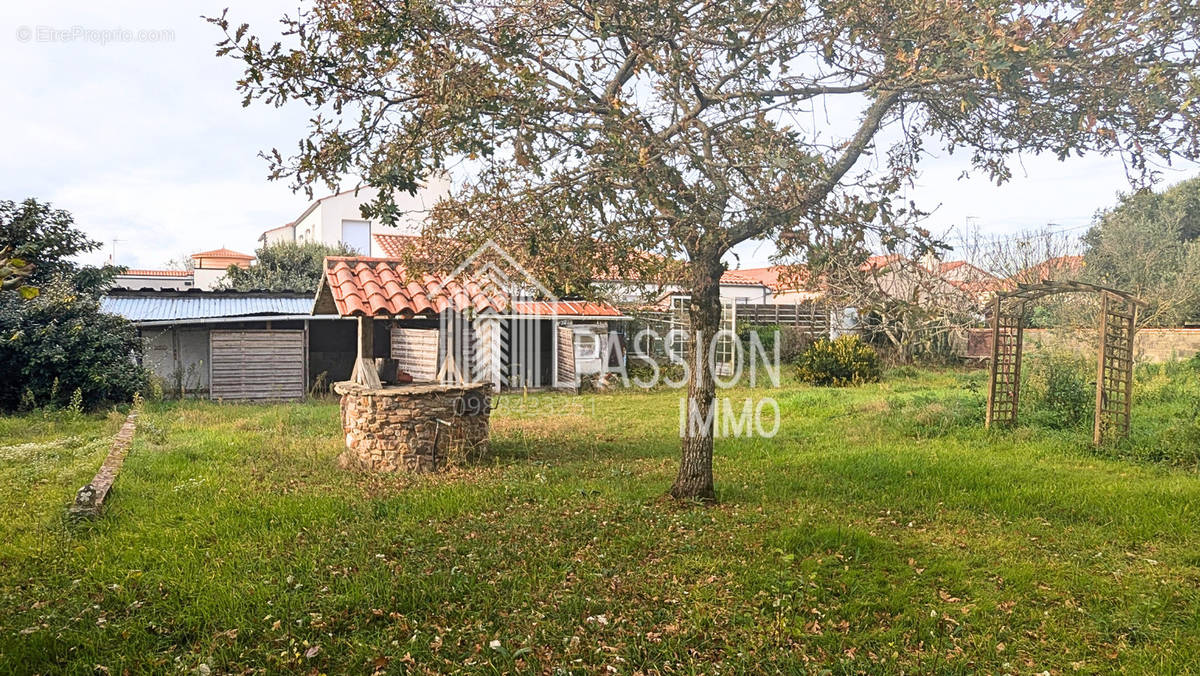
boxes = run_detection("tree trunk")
[670,252,724,502]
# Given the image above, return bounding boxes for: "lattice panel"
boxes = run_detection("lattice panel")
[1094,295,1136,444]
[986,301,1024,428]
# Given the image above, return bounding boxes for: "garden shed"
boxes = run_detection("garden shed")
[101,289,357,400]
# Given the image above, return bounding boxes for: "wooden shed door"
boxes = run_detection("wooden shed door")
[209,330,305,401]
[391,327,439,381]
[555,324,577,389]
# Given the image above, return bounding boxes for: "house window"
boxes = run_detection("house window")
[340,219,371,254]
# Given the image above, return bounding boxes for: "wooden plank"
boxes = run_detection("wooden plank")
[1093,293,1109,445]
[352,317,376,387]
[986,296,1001,429]
[1012,302,1025,427]
[556,324,576,389]
[1123,305,1136,437]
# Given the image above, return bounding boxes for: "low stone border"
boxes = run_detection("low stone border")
[69,406,140,519]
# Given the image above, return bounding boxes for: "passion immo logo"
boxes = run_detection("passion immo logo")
[436,240,784,438]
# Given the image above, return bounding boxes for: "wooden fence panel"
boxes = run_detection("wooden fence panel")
[731,303,830,335]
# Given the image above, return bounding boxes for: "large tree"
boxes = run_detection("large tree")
[1083,177,1200,325]
[213,0,1200,501]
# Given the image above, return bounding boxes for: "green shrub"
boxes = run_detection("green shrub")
[0,281,149,412]
[1020,350,1093,430]
[795,335,881,386]
[0,197,148,412]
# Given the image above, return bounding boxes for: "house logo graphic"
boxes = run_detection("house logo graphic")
[432,240,570,391]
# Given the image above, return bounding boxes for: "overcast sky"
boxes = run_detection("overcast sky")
[4,1,1199,271]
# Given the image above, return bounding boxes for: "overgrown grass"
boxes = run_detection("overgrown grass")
[3,369,1200,673]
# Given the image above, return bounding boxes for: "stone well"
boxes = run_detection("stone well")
[333,381,492,473]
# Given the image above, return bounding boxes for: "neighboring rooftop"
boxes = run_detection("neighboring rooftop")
[120,269,192,278]
[720,265,808,291]
[373,233,423,258]
[1014,255,1086,284]
[510,300,623,318]
[192,248,255,259]
[101,289,316,323]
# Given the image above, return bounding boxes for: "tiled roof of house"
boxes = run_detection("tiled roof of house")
[315,257,622,318]
[373,233,423,258]
[120,269,192,278]
[1014,255,1085,283]
[719,270,768,287]
[862,253,904,271]
[192,247,255,259]
[720,265,808,291]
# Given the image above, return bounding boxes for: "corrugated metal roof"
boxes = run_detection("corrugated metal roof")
[101,293,315,322]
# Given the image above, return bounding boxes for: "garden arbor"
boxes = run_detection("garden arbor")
[985,281,1146,445]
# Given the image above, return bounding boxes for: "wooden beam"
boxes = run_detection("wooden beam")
[1123,305,1137,436]
[1012,302,1025,427]
[353,316,381,388]
[985,295,1001,429]
[1093,293,1109,445]
[358,316,374,361]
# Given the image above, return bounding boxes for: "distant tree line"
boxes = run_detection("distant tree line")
[1083,177,1200,326]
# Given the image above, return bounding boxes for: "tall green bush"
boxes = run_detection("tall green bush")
[0,198,148,411]
[1020,350,1093,429]
[221,241,356,292]
[795,335,881,386]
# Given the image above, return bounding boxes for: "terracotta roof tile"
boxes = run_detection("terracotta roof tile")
[374,234,423,258]
[120,269,192,278]
[192,247,254,259]
[720,265,809,291]
[510,300,624,317]
[322,257,507,317]
[319,256,623,318]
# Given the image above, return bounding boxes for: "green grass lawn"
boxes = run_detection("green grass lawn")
[3,369,1200,673]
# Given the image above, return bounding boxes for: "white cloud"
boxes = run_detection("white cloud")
[3,2,1198,273]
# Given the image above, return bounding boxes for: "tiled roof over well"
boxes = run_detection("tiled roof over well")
[315,257,623,319]
[318,257,507,317]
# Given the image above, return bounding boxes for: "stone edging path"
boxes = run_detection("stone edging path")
[69,405,140,519]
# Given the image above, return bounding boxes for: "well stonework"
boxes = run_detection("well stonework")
[333,381,491,473]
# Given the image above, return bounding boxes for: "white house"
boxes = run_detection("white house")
[258,180,450,256]
[719,266,823,305]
